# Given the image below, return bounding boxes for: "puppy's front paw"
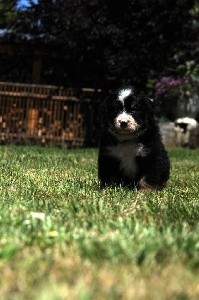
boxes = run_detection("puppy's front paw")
[138,177,155,191]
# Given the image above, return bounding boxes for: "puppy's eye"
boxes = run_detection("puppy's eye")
[130,102,136,109]
[131,105,139,112]
[131,108,143,117]
[124,97,136,110]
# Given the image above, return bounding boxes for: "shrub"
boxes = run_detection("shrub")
[155,75,198,121]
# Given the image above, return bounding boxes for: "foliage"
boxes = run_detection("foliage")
[155,75,191,98]
[0,0,18,29]
[154,60,199,120]
[0,146,199,298]
[2,0,197,89]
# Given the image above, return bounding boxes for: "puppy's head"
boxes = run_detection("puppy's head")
[102,87,156,138]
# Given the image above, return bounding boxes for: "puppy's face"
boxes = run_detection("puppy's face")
[103,87,155,138]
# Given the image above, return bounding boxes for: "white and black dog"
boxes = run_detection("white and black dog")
[98,87,170,190]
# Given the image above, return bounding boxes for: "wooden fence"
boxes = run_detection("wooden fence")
[0,82,96,147]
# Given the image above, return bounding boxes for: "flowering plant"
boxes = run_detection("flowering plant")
[155,75,191,98]
[154,75,193,120]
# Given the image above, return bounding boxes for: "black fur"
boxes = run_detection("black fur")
[98,87,170,190]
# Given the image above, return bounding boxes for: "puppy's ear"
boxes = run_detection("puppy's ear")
[99,96,109,121]
[145,96,157,124]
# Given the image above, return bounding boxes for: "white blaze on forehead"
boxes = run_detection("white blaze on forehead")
[118,88,132,102]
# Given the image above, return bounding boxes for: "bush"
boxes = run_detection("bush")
[155,73,199,121]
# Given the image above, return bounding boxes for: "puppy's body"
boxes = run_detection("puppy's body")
[98,87,170,190]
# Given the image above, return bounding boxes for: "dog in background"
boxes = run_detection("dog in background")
[98,87,170,191]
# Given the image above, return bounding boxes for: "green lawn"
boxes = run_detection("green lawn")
[0,146,199,299]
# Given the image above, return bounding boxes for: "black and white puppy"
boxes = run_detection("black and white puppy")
[98,87,170,191]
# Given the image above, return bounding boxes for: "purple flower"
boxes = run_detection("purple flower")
[155,75,190,98]
[183,75,190,84]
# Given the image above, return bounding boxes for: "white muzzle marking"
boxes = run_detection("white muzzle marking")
[115,112,139,132]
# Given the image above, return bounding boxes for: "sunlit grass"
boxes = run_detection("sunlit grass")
[0,146,199,299]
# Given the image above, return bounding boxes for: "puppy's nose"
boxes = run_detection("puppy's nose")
[120,121,128,128]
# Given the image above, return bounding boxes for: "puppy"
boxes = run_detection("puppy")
[98,87,170,191]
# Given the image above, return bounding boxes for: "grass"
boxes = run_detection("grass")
[0,146,199,299]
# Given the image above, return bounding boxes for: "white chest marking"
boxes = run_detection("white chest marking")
[107,142,148,177]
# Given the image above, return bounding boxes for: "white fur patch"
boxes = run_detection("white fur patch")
[118,89,132,102]
[106,142,149,177]
[114,112,140,132]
